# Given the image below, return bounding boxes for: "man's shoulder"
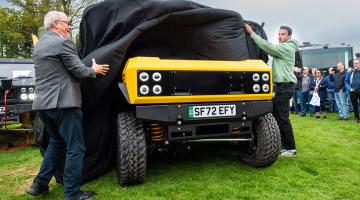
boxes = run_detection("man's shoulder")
[284,39,299,51]
[37,32,67,47]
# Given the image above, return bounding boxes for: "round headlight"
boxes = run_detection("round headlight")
[28,93,35,100]
[139,85,150,95]
[28,87,34,93]
[21,88,27,93]
[139,72,149,82]
[262,84,270,92]
[152,72,162,82]
[253,84,261,93]
[252,73,260,82]
[153,85,162,95]
[262,73,270,81]
[20,94,28,100]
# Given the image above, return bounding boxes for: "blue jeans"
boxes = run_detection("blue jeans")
[292,89,301,113]
[345,89,353,112]
[334,91,349,119]
[301,91,315,116]
[308,93,315,115]
[327,89,338,112]
[34,108,85,198]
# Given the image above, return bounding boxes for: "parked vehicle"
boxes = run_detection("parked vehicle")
[115,57,280,185]
[0,58,42,136]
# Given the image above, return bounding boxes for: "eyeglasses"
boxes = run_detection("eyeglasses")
[56,20,70,26]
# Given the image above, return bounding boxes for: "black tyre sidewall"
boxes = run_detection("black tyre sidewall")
[116,112,146,186]
[239,113,281,167]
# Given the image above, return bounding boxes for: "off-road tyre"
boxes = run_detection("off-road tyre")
[116,112,146,186]
[239,113,281,167]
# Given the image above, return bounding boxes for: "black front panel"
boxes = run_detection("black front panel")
[174,71,229,95]
[0,86,34,105]
[137,70,271,96]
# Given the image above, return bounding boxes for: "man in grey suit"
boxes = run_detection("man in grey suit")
[27,11,109,200]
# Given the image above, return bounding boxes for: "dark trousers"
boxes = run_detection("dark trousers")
[300,91,315,116]
[34,108,85,198]
[327,89,338,112]
[315,99,326,113]
[292,89,301,113]
[350,90,360,119]
[273,83,296,150]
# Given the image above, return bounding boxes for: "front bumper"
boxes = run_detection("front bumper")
[136,101,272,141]
[136,101,272,123]
[0,104,33,115]
[0,104,33,126]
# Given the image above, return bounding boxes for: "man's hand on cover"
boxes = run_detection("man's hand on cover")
[244,23,254,35]
[92,58,110,75]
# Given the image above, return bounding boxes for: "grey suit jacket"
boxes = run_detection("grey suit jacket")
[32,32,96,110]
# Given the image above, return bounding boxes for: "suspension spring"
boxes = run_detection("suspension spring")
[21,112,31,129]
[149,123,165,142]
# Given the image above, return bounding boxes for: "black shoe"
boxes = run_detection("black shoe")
[337,117,344,120]
[315,116,320,119]
[323,115,327,119]
[65,191,96,200]
[80,191,95,200]
[343,118,349,121]
[300,114,306,117]
[26,182,49,196]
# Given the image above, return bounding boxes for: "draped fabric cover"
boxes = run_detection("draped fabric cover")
[38,0,268,182]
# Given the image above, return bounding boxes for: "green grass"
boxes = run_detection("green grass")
[0,113,359,200]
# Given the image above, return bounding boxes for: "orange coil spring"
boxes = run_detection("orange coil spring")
[232,127,241,134]
[21,112,31,129]
[149,124,164,142]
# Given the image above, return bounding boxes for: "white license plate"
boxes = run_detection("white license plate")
[0,107,5,114]
[189,105,236,119]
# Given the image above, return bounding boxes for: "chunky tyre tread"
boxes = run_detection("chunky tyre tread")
[116,112,146,186]
[240,113,281,167]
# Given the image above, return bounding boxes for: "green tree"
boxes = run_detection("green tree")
[0,7,28,57]
[0,0,96,58]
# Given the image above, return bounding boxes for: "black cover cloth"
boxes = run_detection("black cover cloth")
[38,0,268,182]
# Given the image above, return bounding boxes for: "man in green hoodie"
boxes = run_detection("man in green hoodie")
[244,24,299,157]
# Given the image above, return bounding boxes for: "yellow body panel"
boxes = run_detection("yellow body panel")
[122,57,272,104]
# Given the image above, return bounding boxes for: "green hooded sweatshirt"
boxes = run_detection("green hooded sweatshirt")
[250,33,299,84]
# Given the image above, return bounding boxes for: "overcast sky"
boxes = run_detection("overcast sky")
[195,0,360,54]
[1,0,359,53]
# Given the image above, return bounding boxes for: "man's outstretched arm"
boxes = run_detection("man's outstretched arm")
[244,24,290,58]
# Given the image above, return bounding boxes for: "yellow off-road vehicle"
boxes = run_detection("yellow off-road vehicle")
[116,56,280,185]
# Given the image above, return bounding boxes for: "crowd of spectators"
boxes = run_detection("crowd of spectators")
[291,59,360,123]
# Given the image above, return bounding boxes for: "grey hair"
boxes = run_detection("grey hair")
[44,11,66,30]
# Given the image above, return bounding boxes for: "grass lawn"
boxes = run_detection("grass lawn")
[0,113,359,200]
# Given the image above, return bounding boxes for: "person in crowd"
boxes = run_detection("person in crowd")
[244,24,298,157]
[346,68,354,113]
[311,68,317,77]
[310,69,328,119]
[325,67,338,113]
[292,67,302,114]
[300,67,315,117]
[345,58,360,123]
[308,68,316,116]
[330,63,349,120]
[27,11,109,200]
